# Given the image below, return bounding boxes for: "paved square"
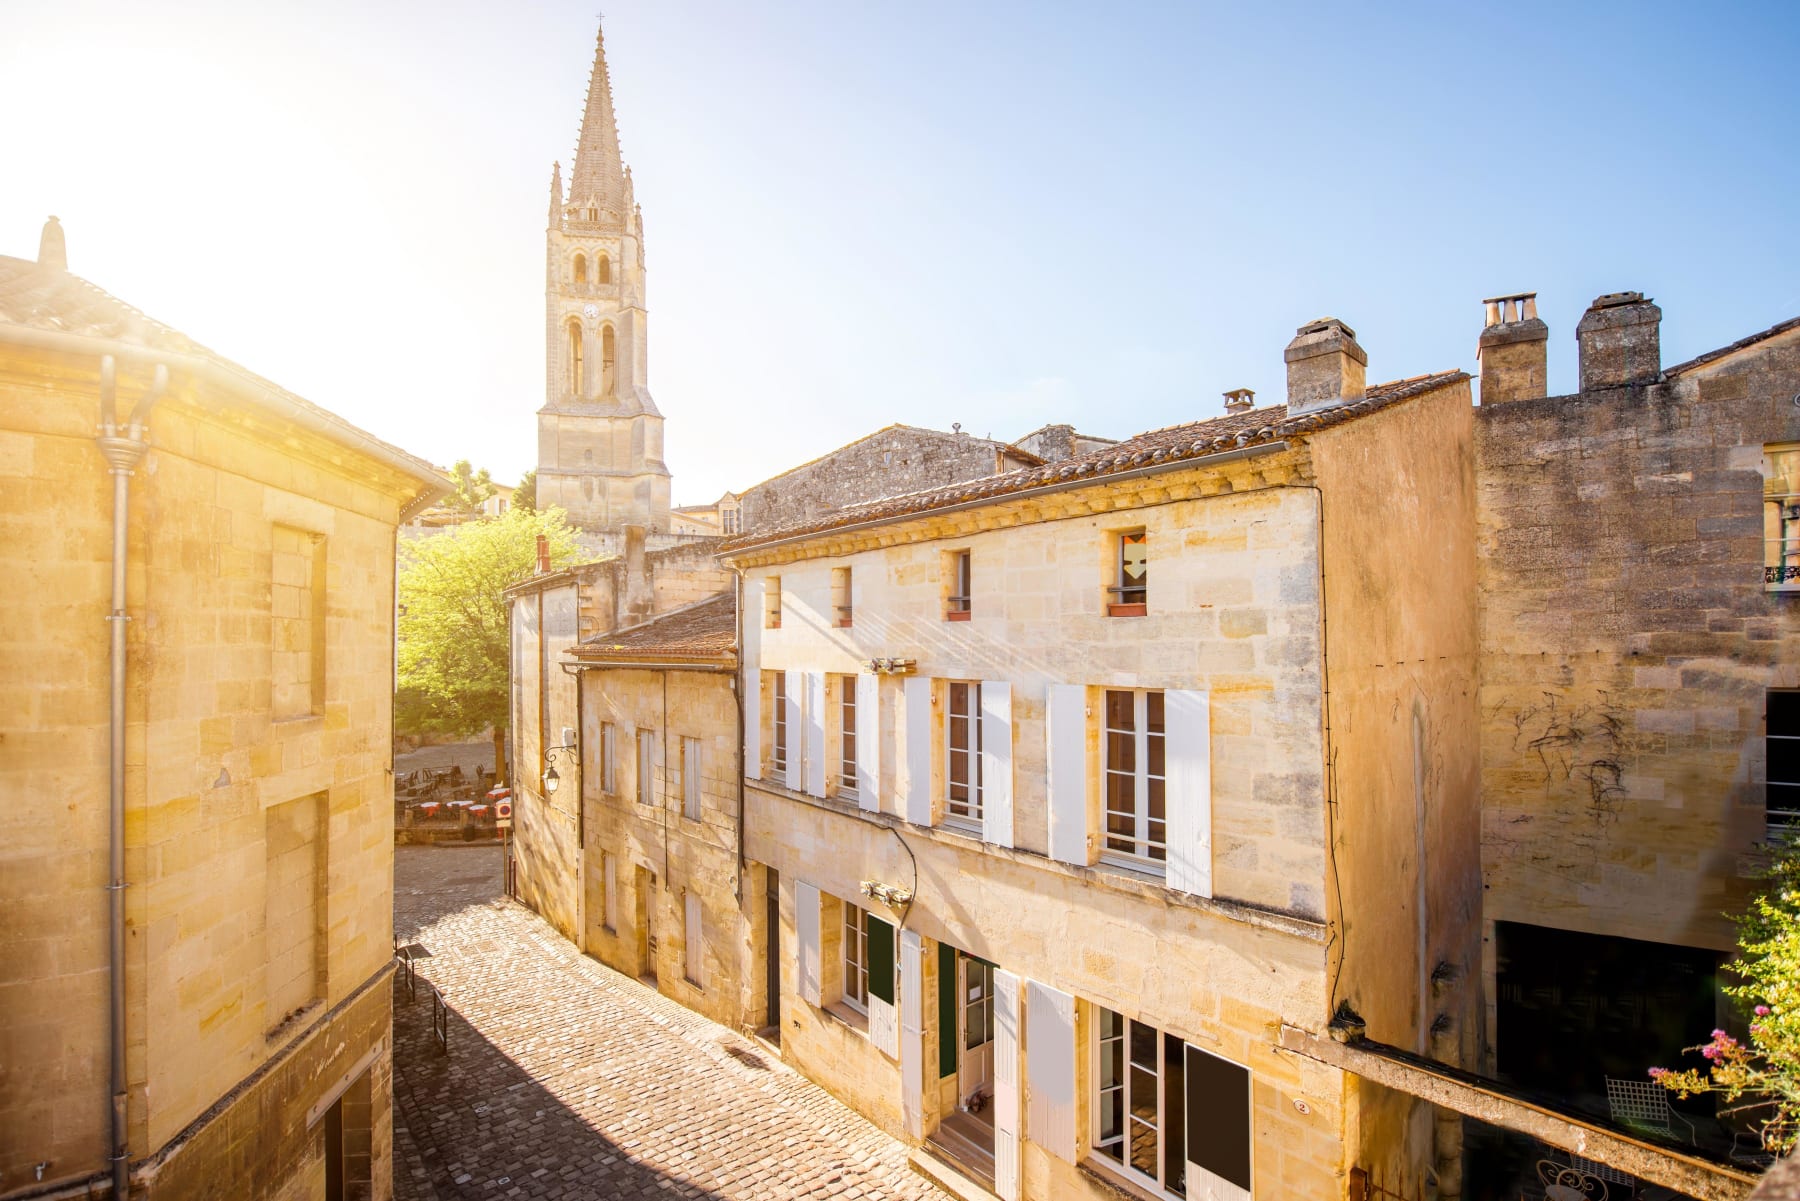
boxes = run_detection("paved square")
[392,844,940,1201]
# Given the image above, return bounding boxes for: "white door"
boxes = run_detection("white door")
[958,954,996,1108]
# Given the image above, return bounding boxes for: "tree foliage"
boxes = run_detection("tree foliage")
[514,468,537,514]
[445,459,497,516]
[1653,843,1800,1154]
[395,508,581,766]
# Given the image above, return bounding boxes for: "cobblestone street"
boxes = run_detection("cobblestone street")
[392,845,939,1201]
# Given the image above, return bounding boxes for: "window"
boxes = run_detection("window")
[567,319,584,395]
[602,852,617,934]
[1771,691,1800,835]
[601,325,617,396]
[832,566,852,628]
[684,892,703,987]
[682,736,702,820]
[1104,690,1166,869]
[764,577,782,629]
[270,524,325,719]
[573,253,587,284]
[945,682,984,829]
[1091,1005,1251,1200]
[1109,529,1147,615]
[722,506,740,535]
[636,729,655,806]
[842,899,870,1013]
[837,676,860,799]
[1764,445,1800,590]
[946,550,972,620]
[601,722,617,794]
[771,671,788,776]
[265,793,326,1027]
[597,253,612,284]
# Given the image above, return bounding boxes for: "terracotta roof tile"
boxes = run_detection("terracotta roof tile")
[719,371,1467,552]
[1663,314,1800,378]
[572,592,736,663]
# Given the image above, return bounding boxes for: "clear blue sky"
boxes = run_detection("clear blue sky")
[4,0,1797,503]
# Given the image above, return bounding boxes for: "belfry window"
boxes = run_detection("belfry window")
[573,253,587,285]
[566,320,584,396]
[601,326,617,396]
[597,254,612,284]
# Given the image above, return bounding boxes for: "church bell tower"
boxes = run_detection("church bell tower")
[537,21,671,538]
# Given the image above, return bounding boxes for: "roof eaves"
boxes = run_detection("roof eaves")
[1663,315,1800,378]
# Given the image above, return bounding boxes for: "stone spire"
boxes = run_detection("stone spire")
[568,21,627,222]
[548,161,563,229]
[38,215,66,271]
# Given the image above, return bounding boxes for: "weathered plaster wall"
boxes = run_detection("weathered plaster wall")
[1477,329,1800,956]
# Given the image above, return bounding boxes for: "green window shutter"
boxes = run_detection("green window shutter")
[867,914,896,1005]
[938,943,958,1078]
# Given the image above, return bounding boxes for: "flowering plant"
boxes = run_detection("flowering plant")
[1651,847,1800,1155]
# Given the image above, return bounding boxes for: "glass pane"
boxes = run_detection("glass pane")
[1106,689,1135,733]
[1770,736,1800,785]
[1129,1114,1158,1178]
[1099,1090,1124,1159]
[1130,1020,1158,1069]
[1771,690,1800,732]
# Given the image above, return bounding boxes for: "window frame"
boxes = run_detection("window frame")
[838,675,859,801]
[832,565,853,628]
[764,577,782,629]
[841,899,870,1014]
[636,729,655,807]
[946,549,973,620]
[1770,691,1800,835]
[1102,689,1167,873]
[771,670,788,776]
[944,681,984,832]
[1089,1005,1187,1200]
[1108,529,1148,616]
[601,722,617,795]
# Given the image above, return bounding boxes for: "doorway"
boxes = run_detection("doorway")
[959,954,996,1111]
[636,865,657,984]
[764,868,782,1038]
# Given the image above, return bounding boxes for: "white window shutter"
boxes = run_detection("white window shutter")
[1025,980,1076,1162]
[1047,684,1088,865]
[903,677,933,826]
[783,671,805,793]
[869,995,898,1059]
[795,880,820,1006]
[684,892,703,986]
[1165,689,1213,899]
[603,853,617,929]
[855,673,880,812]
[743,669,761,784]
[899,929,924,1137]
[804,671,827,798]
[992,968,1022,1201]
[981,682,1013,848]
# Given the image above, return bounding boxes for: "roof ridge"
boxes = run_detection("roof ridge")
[578,589,733,645]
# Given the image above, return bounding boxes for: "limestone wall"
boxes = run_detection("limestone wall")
[1476,330,1800,958]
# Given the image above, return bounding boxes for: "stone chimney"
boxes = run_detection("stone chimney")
[1285,318,1367,416]
[1477,292,1548,403]
[1223,388,1256,415]
[37,216,66,271]
[1576,292,1661,391]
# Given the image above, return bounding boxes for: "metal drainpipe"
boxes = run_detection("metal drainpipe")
[94,355,167,1201]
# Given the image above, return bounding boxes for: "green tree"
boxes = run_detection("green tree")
[396,507,581,779]
[514,468,537,514]
[1653,842,1800,1155]
[445,459,497,517]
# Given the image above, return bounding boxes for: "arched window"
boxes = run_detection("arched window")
[601,325,617,396]
[587,206,598,221]
[573,254,587,285]
[597,254,612,284]
[567,320,584,396]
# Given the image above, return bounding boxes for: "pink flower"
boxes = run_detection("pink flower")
[1648,1067,1669,1080]
[1756,1006,1771,1016]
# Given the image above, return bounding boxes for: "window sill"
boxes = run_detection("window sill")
[941,816,983,838]
[945,610,972,623]
[1097,855,1169,886]
[1106,603,1147,618]
[1079,1157,1182,1201]
[835,619,854,629]
[823,1000,871,1036]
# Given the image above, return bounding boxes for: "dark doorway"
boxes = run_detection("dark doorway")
[324,1097,343,1201]
[1495,920,1719,1124]
[765,868,782,1035]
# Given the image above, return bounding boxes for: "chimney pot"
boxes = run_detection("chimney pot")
[1223,388,1256,415]
[1576,291,1661,391]
[1284,317,1367,416]
[535,533,550,574]
[37,215,66,271]
[1478,291,1549,404]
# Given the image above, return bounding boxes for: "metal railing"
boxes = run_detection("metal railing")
[431,986,449,1055]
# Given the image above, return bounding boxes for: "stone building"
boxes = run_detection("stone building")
[720,316,1483,1200]
[0,220,443,1199]
[1470,291,1800,1182]
[536,23,671,543]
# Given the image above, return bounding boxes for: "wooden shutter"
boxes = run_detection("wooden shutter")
[783,671,805,793]
[683,738,702,818]
[804,671,827,798]
[903,677,933,826]
[795,881,820,1005]
[899,929,924,1137]
[1165,689,1213,898]
[603,852,617,930]
[855,673,880,812]
[992,968,1022,1201]
[981,682,1013,848]
[866,914,898,1057]
[1025,980,1076,1162]
[684,892,703,986]
[1047,684,1088,865]
[1185,1044,1252,1200]
[743,669,761,783]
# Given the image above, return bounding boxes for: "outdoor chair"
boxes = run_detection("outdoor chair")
[1605,1076,1696,1144]
[1731,1129,1777,1169]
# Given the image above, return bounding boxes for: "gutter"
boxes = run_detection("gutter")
[0,324,445,513]
[719,441,1289,560]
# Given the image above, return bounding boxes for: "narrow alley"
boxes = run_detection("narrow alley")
[391,844,940,1201]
